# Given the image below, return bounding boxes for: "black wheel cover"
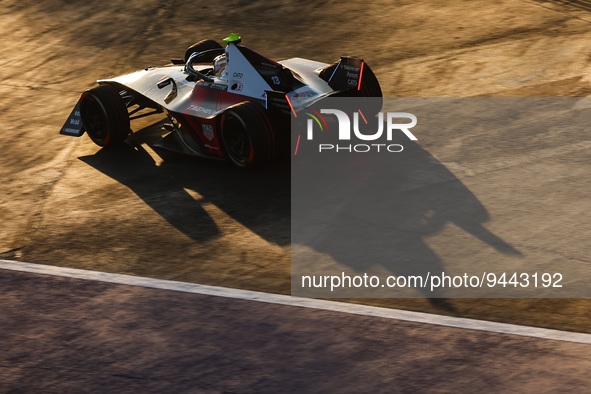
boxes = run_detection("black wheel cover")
[81,96,109,145]
[220,101,274,168]
[222,115,252,166]
[79,84,130,147]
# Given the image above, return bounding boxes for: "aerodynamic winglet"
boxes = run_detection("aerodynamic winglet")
[59,101,85,137]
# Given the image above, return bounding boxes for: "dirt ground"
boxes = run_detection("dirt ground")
[1,0,591,332]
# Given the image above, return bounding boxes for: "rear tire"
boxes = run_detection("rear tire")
[219,101,275,168]
[184,39,223,63]
[80,84,130,147]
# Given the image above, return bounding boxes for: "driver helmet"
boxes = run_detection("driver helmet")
[213,54,227,78]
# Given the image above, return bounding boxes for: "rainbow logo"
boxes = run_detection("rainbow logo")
[294,109,328,155]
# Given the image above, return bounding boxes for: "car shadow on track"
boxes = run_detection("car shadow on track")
[79,120,290,246]
[292,117,522,304]
[79,115,521,307]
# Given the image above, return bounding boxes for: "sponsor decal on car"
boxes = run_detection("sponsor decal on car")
[230,81,244,91]
[187,105,217,115]
[59,102,85,137]
[202,124,215,141]
[292,90,318,100]
[197,81,227,91]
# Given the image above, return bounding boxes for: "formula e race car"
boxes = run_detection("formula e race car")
[60,33,382,167]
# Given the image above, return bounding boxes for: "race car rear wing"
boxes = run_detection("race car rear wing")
[318,56,364,92]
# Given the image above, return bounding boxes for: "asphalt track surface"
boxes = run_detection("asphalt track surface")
[2,0,591,391]
[1,267,590,393]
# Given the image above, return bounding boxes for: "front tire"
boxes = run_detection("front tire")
[80,84,130,147]
[219,101,275,168]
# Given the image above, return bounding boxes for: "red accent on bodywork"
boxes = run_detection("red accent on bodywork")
[285,95,297,118]
[216,90,255,111]
[295,134,301,155]
[178,113,223,157]
[177,84,265,157]
[357,62,365,91]
[358,108,368,124]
